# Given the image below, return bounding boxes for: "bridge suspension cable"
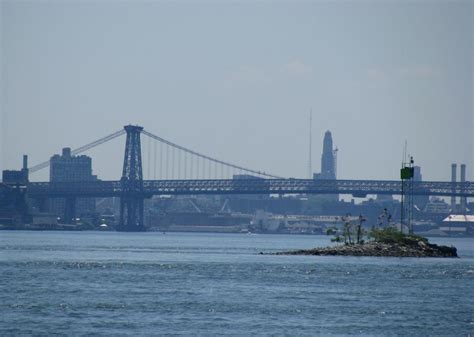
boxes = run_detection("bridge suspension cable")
[141,129,283,179]
[28,129,126,174]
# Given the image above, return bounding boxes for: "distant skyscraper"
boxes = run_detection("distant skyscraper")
[319,130,336,180]
[313,130,338,202]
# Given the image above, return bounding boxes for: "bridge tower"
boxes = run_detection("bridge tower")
[119,125,145,231]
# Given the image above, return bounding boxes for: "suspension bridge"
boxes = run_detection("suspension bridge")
[18,125,474,232]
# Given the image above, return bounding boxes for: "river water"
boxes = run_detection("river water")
[0,231,473,336]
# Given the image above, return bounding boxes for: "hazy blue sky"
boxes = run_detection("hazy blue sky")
[1,0,472,182]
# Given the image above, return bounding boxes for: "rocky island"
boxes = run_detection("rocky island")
[274,227,458,258]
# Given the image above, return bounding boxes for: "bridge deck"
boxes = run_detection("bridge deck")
[25,179,473,198]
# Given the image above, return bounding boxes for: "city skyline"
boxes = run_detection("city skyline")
[1,1,472,182]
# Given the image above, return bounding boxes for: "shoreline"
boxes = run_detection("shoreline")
[1,226,473,238]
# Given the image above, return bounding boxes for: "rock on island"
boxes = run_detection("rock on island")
[275,240,457,257]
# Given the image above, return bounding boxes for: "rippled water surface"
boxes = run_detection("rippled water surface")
[1,231,473,336]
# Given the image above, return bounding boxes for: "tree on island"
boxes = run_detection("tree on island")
[326,213,366,245]
[356,214,366,244]
[326,210,427,247]
[376,208,392,229]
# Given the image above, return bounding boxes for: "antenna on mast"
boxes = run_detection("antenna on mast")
[402,140,407,168]
[308,108,313,179]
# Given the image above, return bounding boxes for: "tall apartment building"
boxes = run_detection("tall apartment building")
[49,148,97,220]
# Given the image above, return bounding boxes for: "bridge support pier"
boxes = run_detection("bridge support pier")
[119,193,144,231]
[118,125,145,232]
[34,197,49,213]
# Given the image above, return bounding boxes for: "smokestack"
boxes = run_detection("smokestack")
[460,164,466,213]
[308,109,312,179]
[21,154,29,183]
[451,163,457,212]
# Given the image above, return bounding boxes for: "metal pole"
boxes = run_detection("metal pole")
[153,140,157,179]
[196,156,200,179]
[178,148,181,179]
[147,136,151,179]
[166,145,169,179]
[184,152,187,179]
[171,147,175,179]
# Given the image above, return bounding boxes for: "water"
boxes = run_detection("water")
[1,231,473,336]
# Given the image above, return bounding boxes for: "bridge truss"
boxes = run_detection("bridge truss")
[27,179,473,198]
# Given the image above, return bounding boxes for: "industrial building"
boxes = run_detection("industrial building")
[413,166,429,210]
[450,163,469,213]
[0,156,30,226]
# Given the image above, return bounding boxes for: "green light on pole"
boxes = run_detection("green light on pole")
[400,167,414,180]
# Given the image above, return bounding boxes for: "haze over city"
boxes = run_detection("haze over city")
[1,1,472,182]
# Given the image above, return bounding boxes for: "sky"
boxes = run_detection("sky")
[1,0,473,182]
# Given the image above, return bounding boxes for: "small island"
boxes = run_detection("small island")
[274,227,458,258]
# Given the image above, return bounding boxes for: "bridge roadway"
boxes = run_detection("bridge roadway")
[27,179,473,198]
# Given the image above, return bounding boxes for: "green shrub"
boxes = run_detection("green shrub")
[370,227,428,245]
